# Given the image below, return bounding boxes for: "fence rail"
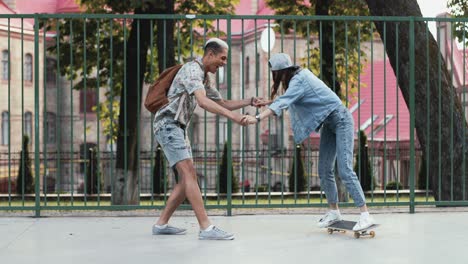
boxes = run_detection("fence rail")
[0,14,467,216]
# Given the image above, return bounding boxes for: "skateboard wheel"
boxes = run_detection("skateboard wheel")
[353,232,360,239]
[369,231,375,238]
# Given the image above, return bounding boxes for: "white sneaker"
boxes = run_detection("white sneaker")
[353,215,375,231]
[199,226,235,240]
[317,211,342,228]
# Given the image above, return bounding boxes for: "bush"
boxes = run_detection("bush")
[353,130,375,191]
[16,135,34,194]
[418,155,432,190]
[85,146,101,194]
[289,144,306,192]
[386,181,403,190]
[218,142,240,193]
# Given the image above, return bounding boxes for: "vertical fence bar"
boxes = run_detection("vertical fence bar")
[123,18,128,201]
[409,17,416,213]
[383,22,387,201]
[254,18,259,205]
[42,18,48,205]
[137,19,141,203]
[96,19,101,205]
[7,18,12,207]
[425,20,431,201]
[21,18,25,207]
[34,15,41,217]
[83,18,88,204]
[226,16,232,216]
[69,20,74,205]
[395,22,400,203]
[109,18,115,198]
[149,19,155,205]
[56,19,62,205]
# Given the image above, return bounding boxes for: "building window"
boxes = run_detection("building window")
[24,53,33,82]
[1,111,9,145]
[24,111,32,140]
[80,89,97,113]
[46,112,56,144]
[2,50,9,80]
[46,58,57,86]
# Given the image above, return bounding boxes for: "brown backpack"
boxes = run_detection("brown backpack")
[144,64,184,114]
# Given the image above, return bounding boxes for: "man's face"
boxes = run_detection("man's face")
[206,48,228,74]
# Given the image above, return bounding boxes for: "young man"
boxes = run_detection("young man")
[152,38,261,240]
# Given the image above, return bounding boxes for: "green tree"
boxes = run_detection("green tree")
[43,0,238,204]
[17,136,34,194]
[354,130,374,191]
[289,144,306,193]
[266,0,372,101]
[366,0,468,201]
[218,143,240,194]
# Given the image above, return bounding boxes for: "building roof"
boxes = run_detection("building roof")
[0,1,34,30]
[350,60,411,142]
[15,0,80,14]
[304,60,412,145]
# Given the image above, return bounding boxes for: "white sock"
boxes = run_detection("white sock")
[360,212,370,218]
[203,225,214,232]
[156,224,168,229]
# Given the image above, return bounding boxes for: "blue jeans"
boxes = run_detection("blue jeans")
[318,104,366,207]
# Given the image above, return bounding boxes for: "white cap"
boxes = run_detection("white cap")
[269,53,294,71]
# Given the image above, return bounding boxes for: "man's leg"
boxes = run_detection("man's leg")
[156,181,186,226]
[175,159,211,229]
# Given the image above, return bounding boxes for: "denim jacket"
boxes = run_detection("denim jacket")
[268,68,342,143]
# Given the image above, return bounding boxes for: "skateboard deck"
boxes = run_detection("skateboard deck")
[327,220,378,239]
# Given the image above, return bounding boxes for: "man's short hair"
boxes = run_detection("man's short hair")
[204,38,229,55]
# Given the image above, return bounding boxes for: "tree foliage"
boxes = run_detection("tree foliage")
[42,0,238,142]
[266,0,373,102]
[41,0,238,204]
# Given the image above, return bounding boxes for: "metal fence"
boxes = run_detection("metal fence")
[1,14,468,216]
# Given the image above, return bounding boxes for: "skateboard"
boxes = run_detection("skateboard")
[327,220,378,239]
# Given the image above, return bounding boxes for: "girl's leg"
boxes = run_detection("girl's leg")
[318,123,338,207]
[335,109,366,208]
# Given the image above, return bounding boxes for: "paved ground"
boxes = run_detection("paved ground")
[1,209,467,264]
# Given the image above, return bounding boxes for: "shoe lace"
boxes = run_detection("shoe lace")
[320,211,333,222]
[213,226,228,235]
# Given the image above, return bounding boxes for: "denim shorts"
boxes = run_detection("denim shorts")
[154,122,192,168]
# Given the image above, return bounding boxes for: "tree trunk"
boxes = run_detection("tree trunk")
[156,0,176,73]
[366,0,468,201]
[316,0,348,202]
[112,1,175,205]
[112,5,157,205]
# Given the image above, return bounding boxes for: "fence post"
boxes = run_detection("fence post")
[226,15,233,216]
[33,14,41,217]
[409,17,416,213]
